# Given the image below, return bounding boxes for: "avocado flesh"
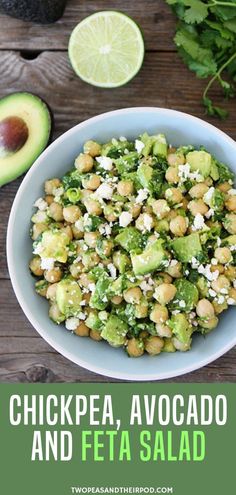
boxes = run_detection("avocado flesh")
[56,279,82,318]
[0,92,51,186]
[131,239,167,276]
[101,315,128,347]
[170,279,199,312]
[172,233,202,262]
[186,150,211,178]
[169,313,192,346]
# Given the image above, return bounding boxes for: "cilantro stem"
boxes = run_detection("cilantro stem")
[208,1,236,7]
[203,51,236,101]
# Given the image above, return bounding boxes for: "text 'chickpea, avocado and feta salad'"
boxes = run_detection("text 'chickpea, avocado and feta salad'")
[29,133,236,357]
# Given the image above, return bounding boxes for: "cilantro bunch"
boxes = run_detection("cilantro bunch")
[166,0,236,118]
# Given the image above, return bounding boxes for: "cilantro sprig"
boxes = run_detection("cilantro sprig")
[166,0,236,118]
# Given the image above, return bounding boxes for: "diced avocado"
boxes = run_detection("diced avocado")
[153,134,167,158]
[56,279,82,317]
[113,251,131,273]
[0,92,51,186]
[137,162,153,189]
[223,234,236,246]
[131,239,167,276]
[49,302,65,324]
[115,152,139,174]
[172,233,202,262]
[204,188,224,211]
[168,313,192,346]
[196,276,209,297]
[169,279,199,312]
[210,160,219,181]
[163,338,176,353]
[39,230,70,263]
[139,132,154,156]
[186,150,212,178]
[110,276,127,296]
[101,315,128,347]
[86,311,103,331]
[90,272,111,310]
[115,227,143,252]
[35,279,49,297]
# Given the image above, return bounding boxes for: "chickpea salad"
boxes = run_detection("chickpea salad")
[29,133,236,357]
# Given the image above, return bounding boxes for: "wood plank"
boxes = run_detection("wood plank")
[0,50,235,278]
[0,280,236,382]
[0,0,175,51]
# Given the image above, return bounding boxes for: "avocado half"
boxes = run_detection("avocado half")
[0,92,51,186]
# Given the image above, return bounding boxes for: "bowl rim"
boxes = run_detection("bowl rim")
[7,106,236,381]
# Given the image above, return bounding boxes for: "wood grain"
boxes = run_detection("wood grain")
[0,0,175,52]
[0,1,236,382]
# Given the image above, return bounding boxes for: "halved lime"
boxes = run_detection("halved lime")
[68,11,145,88]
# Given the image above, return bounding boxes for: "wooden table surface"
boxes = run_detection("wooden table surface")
[0,0,236,383]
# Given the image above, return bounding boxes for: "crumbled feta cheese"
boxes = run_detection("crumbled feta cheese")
[94,183,113,200]
[135,188,149,204]
[172,310,180,315]
[119,211,133,227]
[178,163,203,183]
[88,283,96,293]
[65,317,79,331]
[143,213,153,232]
[141,280,153,294]
[96,156,113,170]
[216,237,221,247]
[80,300,86,306]
[170,259,178,267]
[228,189,236,195]
[198,264,219,281]
[34,197,48,211]
[33,243,43,255]
[209,289,217,297]
[53,186,64,197]
[203,187,215,205]
[99,223,112,237]
[192,213,206,231]
[32,210,48,223]
[220,288,228,294]
[217,295,225,305]
[119,136,127,142]
[211,258,218,266]
[74,219,84,232]
[205,208,214,219]
[179,300,186,308]
[107,263,117,279]
[135,139,145,154]
[227,298,236,305]
[40,257,54,270]
[78,312,86,320]
[230,245,236,251]
[191,257,200,269]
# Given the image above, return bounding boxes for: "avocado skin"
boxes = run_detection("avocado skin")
[0,0,67,23]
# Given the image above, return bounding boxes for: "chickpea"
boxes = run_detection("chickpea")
[225,195,236,212]
[44,267,62,283]
[210,263,224,274]
[151,199,170,219]
[127,202,142,219]
[188,199,208,216]
[45,194,54,205]
[46,283,58,301]
[124,287,142,304]
[166,261,182,278]
[167,153,184,166]
[217,182,231,193]
[79,273,94,289]
[165,166,179,184]
[127,338,144,357]
[211,275,230,294]
[145,336,164,355]
[69,262,84,279]
[154,283,177,305]
[225,265,236,281]
[75,153,94,173]
[103,203,121,222]
[62,225,73,241]
[82,174,101,190]
[200,316,219,330]
[214,247,232,264]
[181,197,188,210]
[135,302,148,318]
[213,300,228,315]
[165,188,183,205]
[189,183,209,199]
[117,180,134,196]
[72,223,84,240]
[204,177,213,187]
[155,323,172,338]
[111,295,123,305]
[223,213,236,234]
[172,337,190,352]
[63,205,82,223]
[170,215,188,237]
[49,303,65,323]
[84,231,99,248]
[228,287,236,304]
[90,329,103,341]
[158,272,173,284]
[150,304,168,324]
[48,202,64,221]
[83,140,101,157]
[44,178,61,195]
[75,322,90,337]
[196,299,215,319]
[80,189,93,203]
[29,256,44,276]
[31,223,47,241]
[136,213,154,232]
[84,198,102,216]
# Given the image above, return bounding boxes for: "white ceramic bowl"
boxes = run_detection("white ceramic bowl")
[7,108,236,380]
